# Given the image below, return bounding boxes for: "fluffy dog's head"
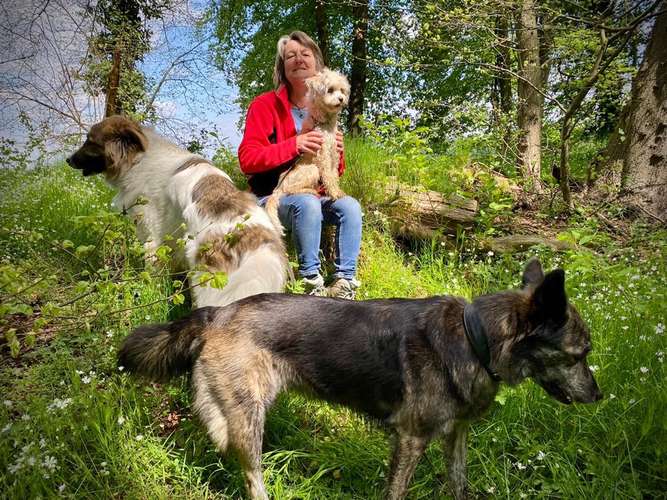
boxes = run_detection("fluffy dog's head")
[67,115,147,179]
[305,68,350,117]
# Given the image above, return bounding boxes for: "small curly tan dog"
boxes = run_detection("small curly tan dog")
[265,68,350,233]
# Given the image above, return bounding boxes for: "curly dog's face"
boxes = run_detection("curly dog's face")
[306,69,350,113]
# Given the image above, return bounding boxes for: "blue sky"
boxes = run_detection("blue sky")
[138,2,245,152]
[0,0,245,159]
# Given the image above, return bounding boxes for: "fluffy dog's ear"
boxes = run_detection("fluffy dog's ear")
[522,258,544,288]
[104,117,147,177]
[530,268,567,325]
[305,73,324,96]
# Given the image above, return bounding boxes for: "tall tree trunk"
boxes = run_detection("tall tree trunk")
[347,0,368,137]
[492,13,513,160]
[314,0,329,66]
[105,41,122,117]
[516,0,543,193]
[603,1,667,221]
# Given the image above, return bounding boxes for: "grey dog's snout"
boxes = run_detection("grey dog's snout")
[66,156,73,166]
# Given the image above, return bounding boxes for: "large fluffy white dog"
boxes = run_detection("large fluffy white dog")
[67,115,287,307]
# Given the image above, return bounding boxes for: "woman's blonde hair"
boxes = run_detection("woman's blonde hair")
[273,31,324,89]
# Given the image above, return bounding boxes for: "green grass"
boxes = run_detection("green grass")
[1,163,666,498]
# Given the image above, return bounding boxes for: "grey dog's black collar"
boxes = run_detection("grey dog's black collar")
[463,303,502,382]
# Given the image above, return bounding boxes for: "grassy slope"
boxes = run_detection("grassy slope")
[0,160,665,499]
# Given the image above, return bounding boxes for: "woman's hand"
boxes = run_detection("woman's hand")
[296,131,324,155]
[335,130,344,155]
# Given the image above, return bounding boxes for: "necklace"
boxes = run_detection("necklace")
[289,97,307,120]
[292,106,306,120]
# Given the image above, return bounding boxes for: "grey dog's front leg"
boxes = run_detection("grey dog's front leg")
[386,433,428,500]
[442,422,469,499]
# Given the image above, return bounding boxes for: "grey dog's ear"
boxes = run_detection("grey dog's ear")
[522,258,544,288]
[530,268,567,325]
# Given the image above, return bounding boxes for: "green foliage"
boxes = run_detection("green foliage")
[80,0,172,119]
[345,118,514,235]
[209,0,407,117]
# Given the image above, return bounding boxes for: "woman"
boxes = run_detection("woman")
[238,31,362,299]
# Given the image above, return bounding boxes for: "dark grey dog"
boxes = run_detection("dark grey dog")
[119,258,602,499]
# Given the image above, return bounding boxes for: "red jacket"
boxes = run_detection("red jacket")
[238,85,345,197]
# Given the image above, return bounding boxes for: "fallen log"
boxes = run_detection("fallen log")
[480,234,575,254]
[383,181,479,239]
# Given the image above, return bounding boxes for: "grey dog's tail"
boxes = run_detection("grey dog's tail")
[118,307,217,381]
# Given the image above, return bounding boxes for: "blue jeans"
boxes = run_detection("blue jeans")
[261,194,362,280]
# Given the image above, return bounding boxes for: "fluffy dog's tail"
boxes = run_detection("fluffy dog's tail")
[264,194,285,235]
[118,307,216,381]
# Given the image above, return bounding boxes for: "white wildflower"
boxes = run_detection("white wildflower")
[135,434,144,441]
[81,376,91,384]
[609,393,616,399]
[656,323,665,335]
[117,416,126,426]
[42,455,58,471]
[58,484,66,493]
[48,398,72,412]
[589,365,599,372]
[515,461,527,470]
[2,400,12,408]
[640,366,649,374]
[21,414,31,421]
[8,461,23,474]
[2,423,12,433]
[536,451,546,460]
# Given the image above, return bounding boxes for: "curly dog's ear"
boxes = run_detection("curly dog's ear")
[103,115,147,178]
[305,72,326,97]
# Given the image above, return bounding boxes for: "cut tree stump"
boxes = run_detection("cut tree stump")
[383,181,478,239]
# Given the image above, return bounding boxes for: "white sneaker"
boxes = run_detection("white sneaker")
[326,277,360,300]
[302,274,326,296]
